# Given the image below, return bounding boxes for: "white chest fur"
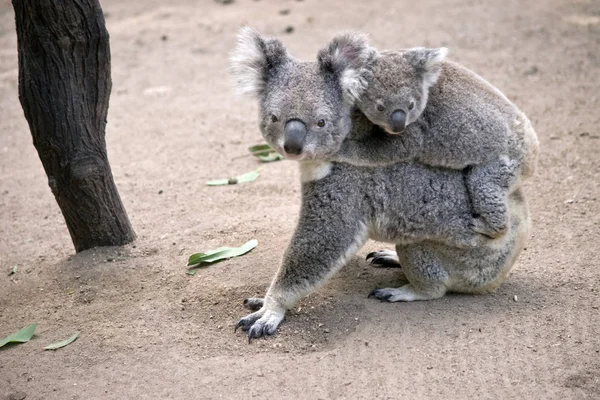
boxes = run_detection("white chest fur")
[299,161,332,183]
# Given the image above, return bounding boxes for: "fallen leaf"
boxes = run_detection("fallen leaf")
[257,153,283,162]
[187,239,258,274]
[44,332,80,350]
[206,169,260,186]
[248,143,283,163]
[0,323,38,348]
[248,143,273,156]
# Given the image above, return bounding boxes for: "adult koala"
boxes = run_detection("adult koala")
[230,28,534,341]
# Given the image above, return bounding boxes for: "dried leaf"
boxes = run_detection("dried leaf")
[44,332,80,350]
[206,169,260,186]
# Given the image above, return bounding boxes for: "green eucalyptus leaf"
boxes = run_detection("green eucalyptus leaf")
[206,169,260,186]
[0,323,38,348]
[257,153,283,162]
[248,144,273,156]
[44,332,80,350]
[187,239,258,272]
[249,143,283,163]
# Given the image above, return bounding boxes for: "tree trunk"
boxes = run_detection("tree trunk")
[12,0,136,252]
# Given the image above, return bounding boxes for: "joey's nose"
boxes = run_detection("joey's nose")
[283,119,307,155]
[390,110,407,133]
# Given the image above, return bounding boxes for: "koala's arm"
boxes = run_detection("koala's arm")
[235,177,369,341]
[331,130,422,167]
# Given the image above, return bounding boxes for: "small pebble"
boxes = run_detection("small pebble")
[524,65,539,76]
[513,295,518,302]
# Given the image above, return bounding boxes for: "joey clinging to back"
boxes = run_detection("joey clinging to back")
[230,27,374,161]
[328,35,539,238]
[353,48,447,134]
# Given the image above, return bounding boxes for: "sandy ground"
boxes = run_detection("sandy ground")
[1,0,599,399]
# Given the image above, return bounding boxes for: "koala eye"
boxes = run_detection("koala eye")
[271,114,278,123]
[317,119,326,128]
[408,101,415,111]
[377,104,385,112]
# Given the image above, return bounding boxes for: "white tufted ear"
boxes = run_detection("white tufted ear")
[405,47,448,88]
[230,27,288,97]
[317,33,377,105]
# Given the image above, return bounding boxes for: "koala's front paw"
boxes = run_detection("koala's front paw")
[366,250,402,268]
[234,307,285,343]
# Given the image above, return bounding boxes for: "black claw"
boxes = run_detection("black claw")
[380,293,393,302]
[234,320,244,333]
[369,257,402,269]
[366,251,385,261]
[247,326,262,343]
[368,289,393,301]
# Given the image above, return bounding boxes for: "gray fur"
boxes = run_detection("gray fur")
[329,36,539,238]
[231,29,537,341]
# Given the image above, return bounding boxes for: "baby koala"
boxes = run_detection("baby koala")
[327,35,538,238]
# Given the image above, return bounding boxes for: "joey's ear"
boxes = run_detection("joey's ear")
[317,33,376,104]
[230,27,288,97]
[405,47,448,88]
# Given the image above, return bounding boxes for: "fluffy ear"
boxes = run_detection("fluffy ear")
[317,33,376,104]
[405,47,448,88]
[230,27,288,97]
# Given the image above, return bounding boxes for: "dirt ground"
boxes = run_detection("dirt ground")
[0,0,599,398]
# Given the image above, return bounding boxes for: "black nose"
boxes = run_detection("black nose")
[283,119,307,155]
[390,110,406,133]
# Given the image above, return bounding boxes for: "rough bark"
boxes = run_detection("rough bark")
[12,0,136,252]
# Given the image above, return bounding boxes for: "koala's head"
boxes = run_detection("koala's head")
[338,45,447,134]
[230,28,375,160]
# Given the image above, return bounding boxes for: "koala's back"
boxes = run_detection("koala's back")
[416,61,537,175]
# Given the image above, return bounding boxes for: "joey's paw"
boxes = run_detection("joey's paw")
[366,250,402,268]
[470,217,508,239]
[234,308,285,343]
[243,297,264,311]
[496,156,517,188]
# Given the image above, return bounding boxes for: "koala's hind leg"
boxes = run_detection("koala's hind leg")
[466,156,517,239]
[369,244,449,302]
[235,200,369,342]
